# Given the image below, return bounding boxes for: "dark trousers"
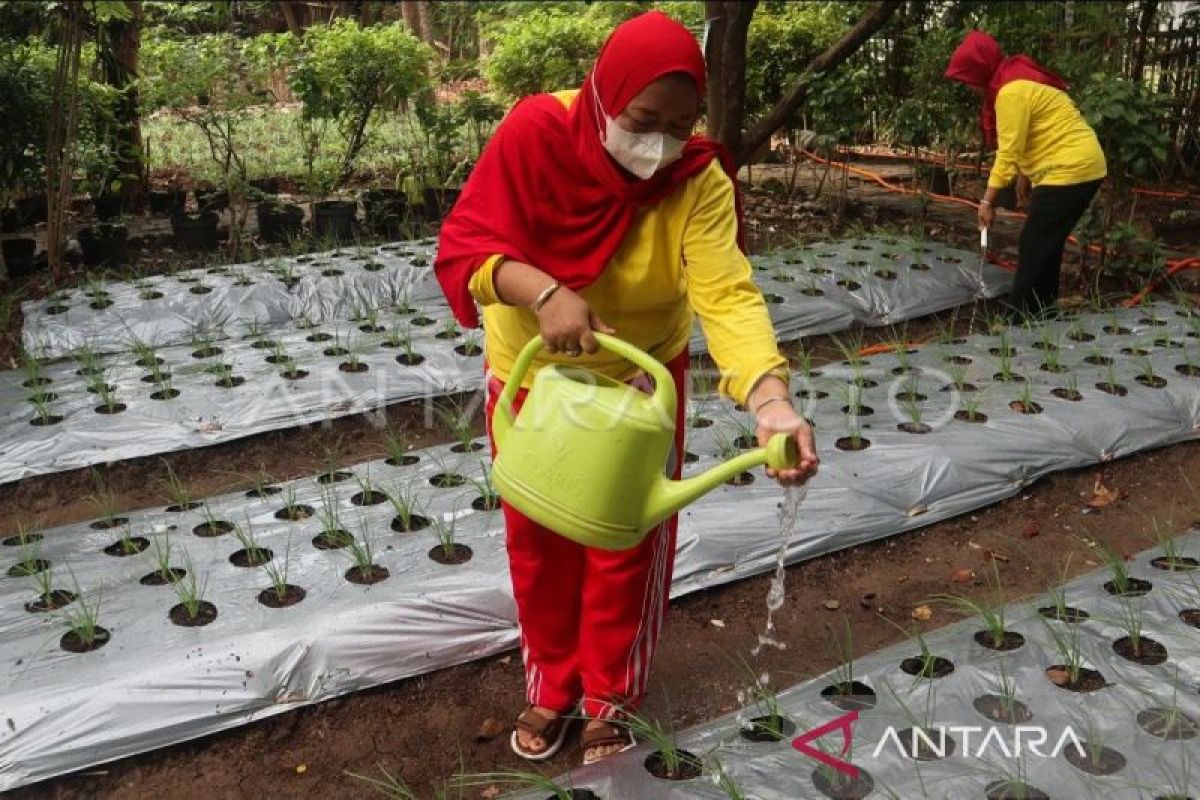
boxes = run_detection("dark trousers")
[1010,179,1103,319]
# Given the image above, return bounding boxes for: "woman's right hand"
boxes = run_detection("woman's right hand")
[535,286,615,355]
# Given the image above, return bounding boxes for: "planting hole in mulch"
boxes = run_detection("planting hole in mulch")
[192,346,222,359]
[345,564,390,585]
[312,527,356,550]
[1121,346,1151,356]
[835,437,872,451]
[95,403,127,414]
[25,589,76,612]
[339,362,369,373]
[900,655,955,678]
[306,332,333,343]
[25,392,58,404]
[836,279,862,291]
[894,390,926,401]
[215,376,245,388]
[46,304,69,314]
[797,389,830,401]
[450,441,486,453]
[1096,382,1129,396]
[246,485,282,498]
[1064,742,1127,776]
[974,629,1025,651]
[733,434,757,450]
[257,585,307,608]
[1157,338,1186,348]
[395,353,427,367]
[472,495,500,511]
[895,726,957,761]
[61,626,111,653]
[873,269,897,280]
[1068,330,1096,342]
[193,520,234,537]
[1084,354,1113,366]
[1045,665,1106,692]
[22,376,51,389]
[1112,635,1168,665]
[29,414,65,426]
[1136,374,1168,388]
[989,347,1018,358]
[643,750,702,781]
[1103,325,1132,335]
[683,451,699,463]
[275,504,315,521]
[189,285,213,295]
[1009,400,1043,414]
[169,601,218,627]
[726,471,755,486]
[1175,363,1200,377]
[435,330,460,340]
[318,470,353,484]
[455,344,482,357]
[86,383,117,395]
[429,544,473,565]
[850,377,879,388]
[993,372,1027,383]
[1040,362,1069,374]
[359,324,386,334]
[955,410,989,423]
[812,766,874,800]
[351,490,388,506]
[323,347,349,358]
[250,339,278,350]
[1103,577,1152,597]
[985,781,1050,800]
[898,422,932,434]
[946,355,972,365]
[820,681,877,711]
[411,316,436,326]
[89,299,113,310]
[430,473,466,489]
[1051,387,1083,401]
[91,516,129,530]
[151,389,181,400]
[229,547,274,568]
[282,369,309,380]
[141,372,166,383]
[139,568,186,586]
[801,288,825,297]
[386,454,420,467]
[1037,605,1090,623]
[739,714,797,742]
[973,694,1034,724]
[1137,707,1198,740]
[688,416,713,428]
[103,537,149,556]
[1152,555,1200,571]
[321,268,344,277]
[841,404,874,415]
[391,515,431,533]
[8,558,50,577]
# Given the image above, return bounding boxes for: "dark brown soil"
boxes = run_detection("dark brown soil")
[955,410,988,423]
[1096,382,1129,396]
[993,372,1026,383]
[60,626,111,653]
[430,473,466,488]
[1112,635,1169,665]
[103,536,149,556]
[6,558,50,577]
[986,780,1050,800]
[390,515,431,533]
[275,505,315,522]
[1177,363,1200,377]
[345,564,389,585]
[449,441,486,453]
[350,490,388,506]
[726,470,755,486]
[169,601,218,627]
[1137,707,1198,740]
[834,436,871,451]
[429,543,473,565]
[258,585,307,608]
[312,529,353,550]
[1151,555,1199,571]
[973,629,1024,651]
[1037,605,1090,623]
[1136,374,1169,388]
[215,376,245,389]
[140,568,186,586]
[812,766,874,800]
[900,655,954,678]
[972,694,1034,724]
[1045,665,1106,693]
[894,726,956,760]
[739,714,796,742]
[1051,387,1083,401]
[898,422,932,434]
[643,749,702,781]
[193,520,234,537]
[471,495,500,512]
[338,362,368,373]
[229,547,273,568]
[820,681,877,711]
[1180,608,1200,628]
[25,589,77,613]
[396,353,426,366]
[1103,577,1153,597]
[318,470,353,484]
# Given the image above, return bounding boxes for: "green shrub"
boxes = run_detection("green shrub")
[483,9,615,99]
[0,40,54,201]
[1077,73,1170,189]
[744,3,843,121]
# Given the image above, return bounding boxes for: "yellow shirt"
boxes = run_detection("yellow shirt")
[989,79,1107,189]
[469,95,787,405]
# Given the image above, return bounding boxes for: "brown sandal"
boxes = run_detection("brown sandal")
[581,719,636,765]
[511,706,572,761]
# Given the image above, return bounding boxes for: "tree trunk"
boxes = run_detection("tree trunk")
[415,1,433,45]
[735,1,900,166]
[715,0,756,155]
[401,1,422,39]
[279,1,303,34]
[46,3,85,281]
[98,1,145,214]
[704,0,727,139]
[1131,0,1158,81]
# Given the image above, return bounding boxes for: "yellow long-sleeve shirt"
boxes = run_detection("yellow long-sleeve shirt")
[468,96,787,405]
[988,79,1107,189]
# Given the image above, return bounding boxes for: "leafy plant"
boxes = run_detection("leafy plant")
[170,551,209,620]
[927,560,1011,648]
[60,581,103,647]
[615,706,697,780]
[429,512,460,560]
[1041,615,1085,685]
[261,532,294,604]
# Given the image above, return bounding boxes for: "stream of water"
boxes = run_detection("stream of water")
[750,483,808,657]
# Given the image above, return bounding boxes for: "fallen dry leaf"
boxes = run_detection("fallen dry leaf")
[984,549,1010,563]
[911,604,933,621]
[480,786,503,799]
[1045,668,1070,687]
[951,568,974,584]
[710,618,726,628]
[474,717,505,742]
[823,599,841,611]
[295,764,307,775]
[1021,520,1040,539]
[1087,477,1120,508]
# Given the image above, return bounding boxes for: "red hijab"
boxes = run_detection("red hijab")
[435,11,743,328]
[944,30,1068,148]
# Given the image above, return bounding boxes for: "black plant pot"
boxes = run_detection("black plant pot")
[2,237,38,277]
[171,211,220,251]
[195,188,229,213]
[257,201,305,244]
[249,177,280,196]
[78,223,128,267]
[422,187,461,221]
[363,188,409,237]
[312,199,357,242]
[148,188,187,215]
[92,193,125,221]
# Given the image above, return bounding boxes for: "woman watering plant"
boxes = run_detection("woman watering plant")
[435,12,818,766]
[945,30,1107,320]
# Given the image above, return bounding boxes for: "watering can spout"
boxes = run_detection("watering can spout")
[643,434,800,531]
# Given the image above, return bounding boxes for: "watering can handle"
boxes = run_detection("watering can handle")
[493,333,678,448]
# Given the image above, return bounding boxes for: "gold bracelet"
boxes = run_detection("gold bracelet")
[753,395,792,416]
[530,281,562,313]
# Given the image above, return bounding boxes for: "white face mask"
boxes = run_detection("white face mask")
[593,77,687,180]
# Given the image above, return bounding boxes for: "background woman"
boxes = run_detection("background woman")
[946,30,1107,320]
[435,12,818,766]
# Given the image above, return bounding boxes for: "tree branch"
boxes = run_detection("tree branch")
[735,1,900,166]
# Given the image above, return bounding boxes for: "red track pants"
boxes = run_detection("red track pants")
[484,349,688,720]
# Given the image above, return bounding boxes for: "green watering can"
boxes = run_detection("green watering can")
[491,333,800,551]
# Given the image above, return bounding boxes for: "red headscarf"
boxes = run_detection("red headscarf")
[944,30,1068,148]
[435,11,742,328]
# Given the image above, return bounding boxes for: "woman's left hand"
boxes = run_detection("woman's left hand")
[756,402,819,486]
